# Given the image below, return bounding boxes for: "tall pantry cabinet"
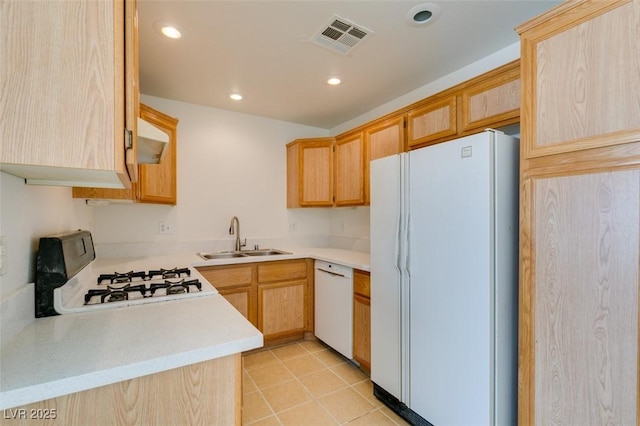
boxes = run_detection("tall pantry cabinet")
[517,1,640,425]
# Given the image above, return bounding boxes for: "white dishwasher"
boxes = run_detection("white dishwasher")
[314,260,354,359]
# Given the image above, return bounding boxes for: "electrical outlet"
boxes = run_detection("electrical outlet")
[159,222,173,234]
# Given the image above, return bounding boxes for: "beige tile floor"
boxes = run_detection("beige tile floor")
[242,339,410,425]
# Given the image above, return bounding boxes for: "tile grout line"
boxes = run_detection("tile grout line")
[243,341,406,425]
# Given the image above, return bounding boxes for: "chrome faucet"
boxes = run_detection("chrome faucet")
[228,216,246,251]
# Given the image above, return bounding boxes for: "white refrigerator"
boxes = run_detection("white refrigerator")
[370,130,519,426]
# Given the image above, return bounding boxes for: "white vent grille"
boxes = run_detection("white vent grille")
[312,15,373,55]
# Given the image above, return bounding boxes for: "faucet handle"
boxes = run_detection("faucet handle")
[254,244,259,250]
[241,238,247,248]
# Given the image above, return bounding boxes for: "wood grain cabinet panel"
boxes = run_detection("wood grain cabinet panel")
[197,264,256,326]
[365,117,405,162]
[521,0,640,159]
[0,0,138,188]
[197,265,253,289]
[286,138,334,207]
[461,65,520,133]
[257,260,307,283]
[197,260,310,347]
[407,96,457,148]
[353,270,371,372]
[532,171,639,426]
[136,104,178,204]
[517,1,640,424]
[334,132,365,206]
[72,103,178,204]
[258,280,306,344]
[219,289,251,322]
[4,354,241,426]
[363,116,405,205]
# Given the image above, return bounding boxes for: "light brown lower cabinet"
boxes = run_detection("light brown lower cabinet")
[353,270,371,372]
[197,259,312,347]
[1,354,241,426]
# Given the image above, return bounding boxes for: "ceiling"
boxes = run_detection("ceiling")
[137,1,559,130]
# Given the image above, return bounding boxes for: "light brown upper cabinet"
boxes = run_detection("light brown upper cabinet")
[72,104,179,205]
[0,0,139,188]
[407,95,457,148]
[460,62,520,133]
[286,138,334,207]
[363,115,406,204]
[286,62,521,208]
[407,60,520,149]
[517,1,640,425]
[334,132,365,206]
[136,104,178,204]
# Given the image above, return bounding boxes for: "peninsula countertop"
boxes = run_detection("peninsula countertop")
[0,247,370,410]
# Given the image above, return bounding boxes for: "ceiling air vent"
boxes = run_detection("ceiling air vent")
[312,15,373,55]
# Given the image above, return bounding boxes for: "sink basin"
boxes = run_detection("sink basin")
[197,249,291,260]
[197,252,248,260]
[243,249,291,256]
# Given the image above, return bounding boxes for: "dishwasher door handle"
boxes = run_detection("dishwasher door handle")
[316,268,346,278]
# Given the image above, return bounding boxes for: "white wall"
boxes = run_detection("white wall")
[0,173,92,299]
[92,96,332,257]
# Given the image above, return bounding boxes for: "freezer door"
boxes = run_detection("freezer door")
[370,154,404,401]
[408,132,495,425]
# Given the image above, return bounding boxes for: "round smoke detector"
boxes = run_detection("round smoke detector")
[406,3,441,26]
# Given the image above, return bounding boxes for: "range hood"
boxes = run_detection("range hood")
[137,117,169,163]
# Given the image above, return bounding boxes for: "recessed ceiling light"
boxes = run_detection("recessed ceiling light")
[161,26,182,39]
[406,3,440,27]
[327,77,341,86]
[153,21,184,39]
[230,93,243,101]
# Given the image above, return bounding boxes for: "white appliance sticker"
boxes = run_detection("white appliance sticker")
[461,146,472,158]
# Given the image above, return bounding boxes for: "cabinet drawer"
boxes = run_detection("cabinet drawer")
[257,260,307,283]
[196,265,253,289]
[354,270,370,297]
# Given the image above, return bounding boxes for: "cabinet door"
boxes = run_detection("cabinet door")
[520,0,640,159]
[258,280,306,344]
[287,138,334,207]
[137,104,178,204]
[517,1,640,424]
[364,116,405,205]
[461,62,520,133]
[365,117,405,162]
[353,269,371,372]
[353,293,371,372]
[219,288,254,326]
[0,0,134,188]
[124,0,140,183]
[522,170,639,426]
[407,96,457,148]
[334,133,365,206]
[197,264,257,327]
[72,103,178,204]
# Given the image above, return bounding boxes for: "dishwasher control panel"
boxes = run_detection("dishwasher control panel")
[315,261,353,278]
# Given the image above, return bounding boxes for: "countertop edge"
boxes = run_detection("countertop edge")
[0,334,262,410]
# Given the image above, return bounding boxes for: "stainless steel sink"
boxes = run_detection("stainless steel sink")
[197,252,249,260]
[243,249,291,256]
[197,248,290,260]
